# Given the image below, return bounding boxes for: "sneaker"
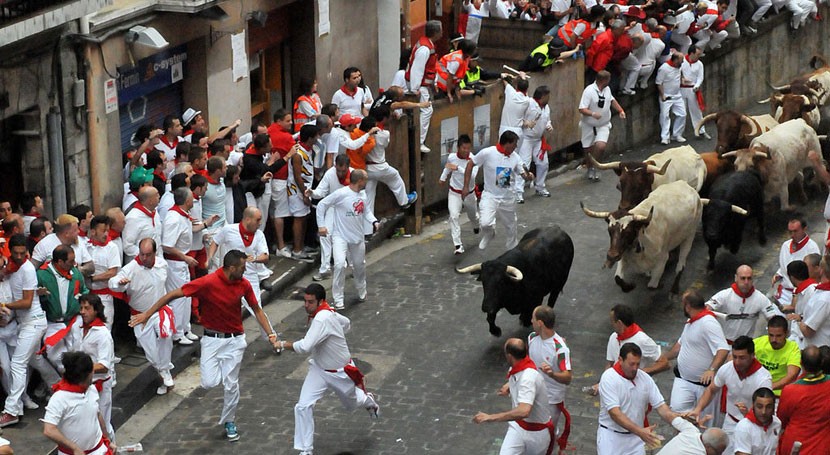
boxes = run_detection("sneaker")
[365,392,380,419]
[225,422,240,442]
[591,170,601,182]
[176,336,194,346]
[113,356,122,364]
[313,271,331,281]
[184,331,199,341]
[22,395,39,410]
[299,451,314,455]
[276,246,292,258]
[454,245,465,255]
[303,245,320,255]
[621,88,636,95]
[745,25,757,34]
[516,194,524,204]
[291,251,315,263]
[673,136,687,143]
[156,385,168,395]
[638,80,649,90]
[473,227,480,234]
[479,230,493,250]
[357,290,367,302]
[0,413,18,428]
[402,191,418,209]
[536,189,551,197]
[159,370,175,388]
[660,138,670,145]
[420,144,431,153]
[333,301,345,310]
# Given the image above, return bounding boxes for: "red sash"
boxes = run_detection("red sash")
[130,306,175,338]
[58,436,111,455]
[555,402,572,451]
[39,316,79,355]
[91,288,129,302]
[516,418,556,455]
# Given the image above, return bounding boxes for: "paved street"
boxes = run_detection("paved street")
[112,132,829,455]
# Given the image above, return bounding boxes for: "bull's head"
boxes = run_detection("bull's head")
[589,156,669,211]
[698,111,758,155]
[456,261,523,315]
[774,94,818,124]
[722,146,770,174]
[582,203,653,268]
[700,198,749,244]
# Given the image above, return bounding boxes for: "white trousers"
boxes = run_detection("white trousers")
[659,96,687,141]
[596,425,644,455]
[693,29,728,50]
[670,377,720,420]
[681,87,706,136]
[30,322,65,385]
[418,86,433,144]
[752,0,773,21]
[255,182,272,231]
[786,0,816,28]
[166,259,192,339]
[620,53,641,91]
[517,137,549,192]
[448,191,479,247]
[98,294,114,332]
[3,320,46,415]
[516,139,533,196]
[627,62,656,90]
[479,193,519,250]
[0,322,16,395]
[133,312,174,374]
[200,334,247,424]
[366,162,409,227]
[500,422,551,455]
[294,360,377,452]
[671,32,692,54]
[332,235,366,306]
[99,378,114,440]
[319,211,334,274]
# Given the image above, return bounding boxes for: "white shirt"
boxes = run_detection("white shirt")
[42,387,103,452]
[776,237,820,294]
[108,258,168,312]
[32,234,93,267]
[500,83,531,130]
[656,63,682,97]
[522,99,551,141]
[325,127,372,157]
[88,242,121,291]
[311,166,352,200]
[680,58,704,90]
[161,208,193,253]
[606,330,661,369]
[635,38,666,67]
[598,367,665,432]
[293,309,352,370]
[390,69,407,89]
[201,180,227,237]
[463,1,491,42]
[8,260,45,323]
[122,207,162,259]
[707,287,780,341]
[212,223,270,284]
[551,0,571,25]
[66,320,114,383]
[407,44,432,90]
[803,288,830,347]
[122,190,138,212]
[677,314,729,380]
[579,82,615,127]
[470,145,525,200]
[508,367,551,424]
[440,153,478,192]
[332,86,370,117]
[674,10,695,35]
[366,129,391,164]
[656,417,706,454]
[46,264,70,316]
[190,198,206,252]
[528,332,571,404]
[713,360,773,424]
[316,186,377,244]
[789,281,817,347]
[733,414,781,455]
[489,0,514,18]
[22,215,37,237]
[157,191,174,222]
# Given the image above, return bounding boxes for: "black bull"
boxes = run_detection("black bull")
[457,227,574,336]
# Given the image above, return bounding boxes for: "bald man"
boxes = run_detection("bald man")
[122,186,162,260]
[706,265,780,343]
[104,207,126,259]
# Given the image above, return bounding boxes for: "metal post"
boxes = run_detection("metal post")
[47,107,68,215]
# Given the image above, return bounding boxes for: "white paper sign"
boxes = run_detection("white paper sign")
[231,31,248,81]
[104,78,118,114]
[318,0,330,36]
[473,104,491,150]
[440,117,458,157]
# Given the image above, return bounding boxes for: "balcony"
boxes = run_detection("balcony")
[0,0,111,47]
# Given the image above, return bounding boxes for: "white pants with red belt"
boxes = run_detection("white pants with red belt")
[596,425,643,455]
[693,29,728,51]
[681,87,705,137]
[98,377,114,440]
[500,421,551,455]
[332,235,367,307]
[133,312,173,374]
[166,259,192,339]
[200,334,247,424]
[294,360,377,452]
[58,439,109,455]
[31,321,66,385]
[3,319,46,416]
[448,190,479,247]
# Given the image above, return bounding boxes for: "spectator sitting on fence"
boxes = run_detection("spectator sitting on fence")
[518,41,582,72]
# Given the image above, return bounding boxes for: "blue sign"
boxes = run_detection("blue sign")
[117,45,187,105]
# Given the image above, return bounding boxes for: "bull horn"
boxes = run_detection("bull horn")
[700,198,710,206]
[808,88,821,99]
[818,135,828,141]
[740,114,759,137]
[757,97,771,104]
[731,205,749,215]
[647,159,671,175]
[767,81,791,92]
[456,263,482,274]
[632,206,654,223]
[580,202,610,219]
[588,154,621,170]
[721,151,738,158]
[505,265,523,282]
[754,150,770,159]
[696,113,719,135]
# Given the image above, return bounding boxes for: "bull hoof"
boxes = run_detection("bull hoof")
[489,326,503,337]
[615,276,636,293]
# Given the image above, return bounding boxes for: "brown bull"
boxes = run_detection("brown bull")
[588,156,669,211]
[699,151,734,196]
[695,111,776,155]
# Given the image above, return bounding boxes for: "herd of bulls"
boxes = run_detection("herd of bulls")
[458,55,830,336]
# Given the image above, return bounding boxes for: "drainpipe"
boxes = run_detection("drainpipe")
[80,14,104,213]
[47,107,68,215]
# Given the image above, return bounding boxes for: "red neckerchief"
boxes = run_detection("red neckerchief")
[617,323,643,343]
[51,379,89,394]
[612,361,635,384]
[107,229,121,240]
[24,211,41,217]
[153,170,167,182]
[730,283,755,303]
[687,309,716,324]
[790,235,810,254]
[6,258,25,274]
[46,262,73,281]
[182,129,194,137]
[191,191,201,201]
[82,317,106,337]
[666,59,679,68]
[745,409,771,431]
[685,54,696,64]
[78,230,87,238]
[194,168,209,178]
[735,358,763,380]
[308,300,335,324]
[795,278,817,294]
[337,169,351,186]
[340,84,358,98]
[496,143,512,157]
[159,136,178,150]
[239,224,255,247]
[88,236,109,247]
[135,255,154,269]
[815,281,830,291]
[507,356,538,379]
[133,203,156,227]
[244,143,260,156]
[207,174,220,185]
[170,205,193,221]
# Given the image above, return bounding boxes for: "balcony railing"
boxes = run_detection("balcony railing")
[0,0,72,24]
[0,0,110,47]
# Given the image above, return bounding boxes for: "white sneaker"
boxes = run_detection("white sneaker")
[156,385,168,395]
[454,245,465,255]
[113,356,122,364]
[22,395,38,410]
[313,271,331,281]
[365,392,380,419]
[673,136,687,143]
[176,336,194,345]
[660,138,670,145]
[702,131,712,140]
[420,144,431,153]
[479,230,493,250]
[357,290,367,302]
[333,301,345,310]
[536,189,551,197]
[184,331,199,341]
[159,370,175,387]
[276,246,292,258]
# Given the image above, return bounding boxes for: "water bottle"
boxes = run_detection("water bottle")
[117,443,143,453]
[273,332,284,356]
[791,441,802,455]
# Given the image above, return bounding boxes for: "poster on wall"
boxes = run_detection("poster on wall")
[318,0,330,36]
[473,104,490,150]
[440,117,458,157]
[104,79,118,114]
[231,31,248,81]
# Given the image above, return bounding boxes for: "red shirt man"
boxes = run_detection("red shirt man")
[267,109,296,181]
[776,346,830,454]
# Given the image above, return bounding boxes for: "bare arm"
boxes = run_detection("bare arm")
[5,289,33,310]
[473,403,532,423]
[650,341,681,375]
[207,120,241,144]
[461,163,474,199]
[251,304,279,348]
[772,365,801,391]
[128,288,183,327]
